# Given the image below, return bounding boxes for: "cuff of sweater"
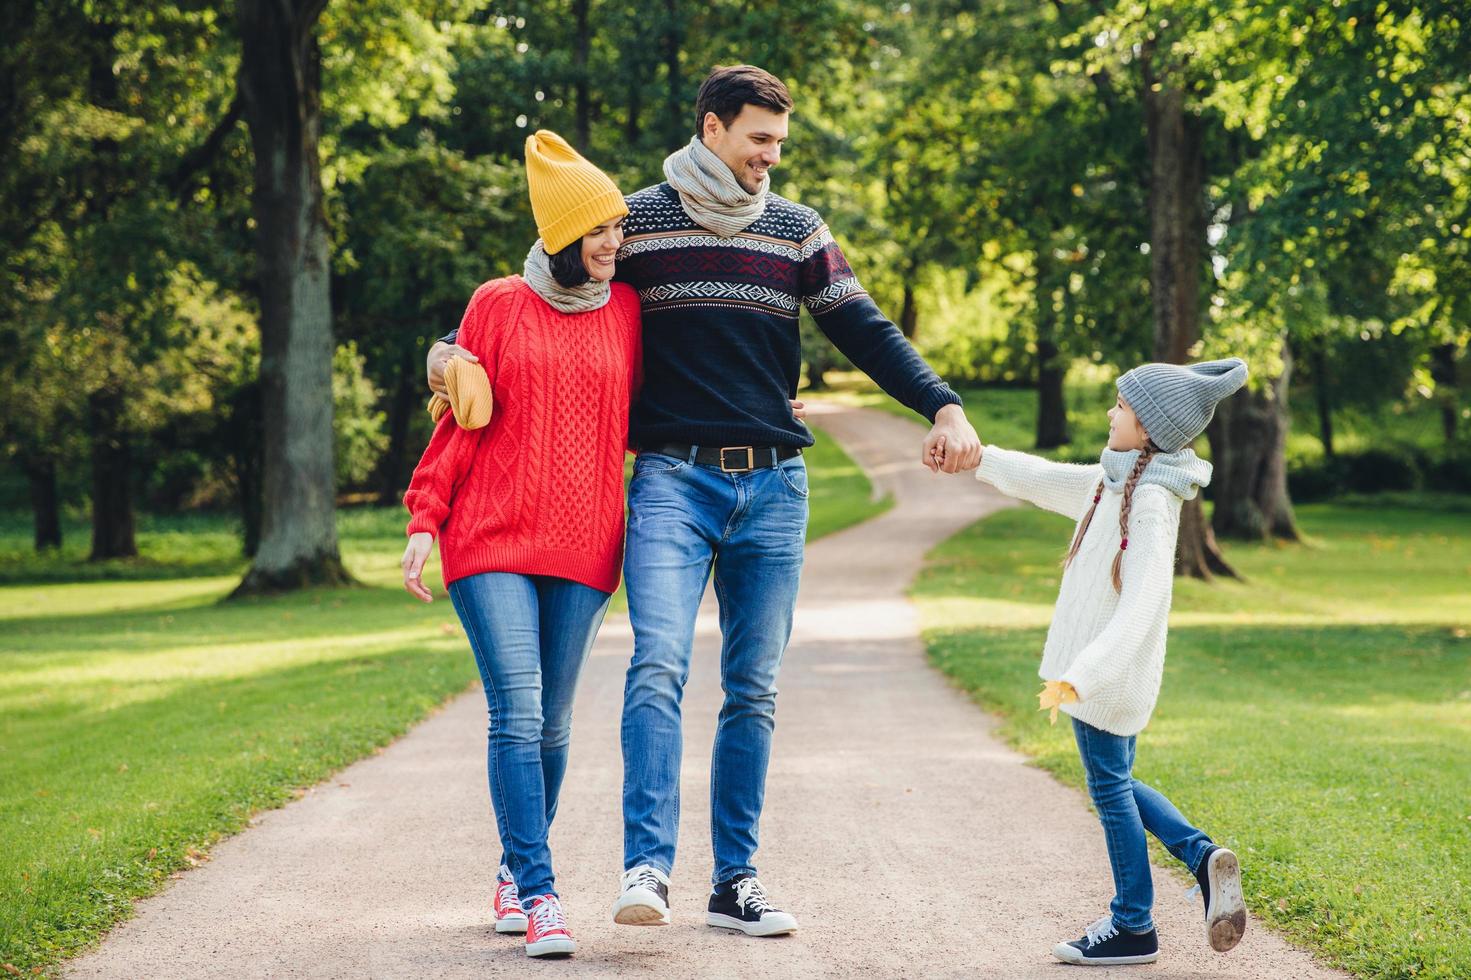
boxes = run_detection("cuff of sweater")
[975,444,1015,485]
[919,384,963,423]
[406,515,440,539]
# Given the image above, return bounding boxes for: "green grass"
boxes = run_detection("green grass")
[914,498,1471,979]
[0,423,886,976]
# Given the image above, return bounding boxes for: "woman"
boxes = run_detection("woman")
[400,130,640,959]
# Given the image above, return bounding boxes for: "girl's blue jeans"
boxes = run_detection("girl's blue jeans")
[1071,717,1216,932]
[449,572,610,899]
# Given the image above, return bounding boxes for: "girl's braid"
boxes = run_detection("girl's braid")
[1110,442,1159,593]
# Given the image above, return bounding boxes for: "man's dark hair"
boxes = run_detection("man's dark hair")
[548,237,591,288]
[693,65,793,137]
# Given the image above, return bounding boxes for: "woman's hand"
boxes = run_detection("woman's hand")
[427,342,478,396]
[790,399,806,421]
[402,532,435,602]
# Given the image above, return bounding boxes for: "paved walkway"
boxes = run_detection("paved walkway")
[66,403,1343,978]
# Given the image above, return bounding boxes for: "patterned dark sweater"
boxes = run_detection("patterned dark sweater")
[446,182,961,448]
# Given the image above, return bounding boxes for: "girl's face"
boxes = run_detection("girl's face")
[1107,395,1150,452]
[580,217,625,282]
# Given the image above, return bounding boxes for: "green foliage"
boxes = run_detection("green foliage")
[916,500,1471,979]
[331,343,389,490]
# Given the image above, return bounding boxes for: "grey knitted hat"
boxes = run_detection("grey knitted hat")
[1115,358,1249,453]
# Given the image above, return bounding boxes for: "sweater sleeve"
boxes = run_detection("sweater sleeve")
[975,445,1104,521]
[404,282,503,538]
[403,415,486,538]
[800,226,961,423]
[1059,492,1177,701]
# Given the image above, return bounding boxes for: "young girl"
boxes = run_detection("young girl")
[973,358,1251,966]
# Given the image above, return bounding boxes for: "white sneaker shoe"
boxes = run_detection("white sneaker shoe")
[612,864,671,926]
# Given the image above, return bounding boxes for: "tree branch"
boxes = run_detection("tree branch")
[168,93,244,201]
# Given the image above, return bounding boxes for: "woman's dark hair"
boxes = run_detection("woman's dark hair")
[547,237,591,288]
[693,65,794,137]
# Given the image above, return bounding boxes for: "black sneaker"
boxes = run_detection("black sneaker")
[612,864,671,926]
[1194,845,1247,952]
[1052,916,1159,965]
[706,875,798,936]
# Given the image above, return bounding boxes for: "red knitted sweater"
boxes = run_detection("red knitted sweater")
[404,276,642,594]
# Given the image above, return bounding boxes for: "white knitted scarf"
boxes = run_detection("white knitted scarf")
[522,241,611,314]
[662,136,768,237]
[1100,447,1213,500]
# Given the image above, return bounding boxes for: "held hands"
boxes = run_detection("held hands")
[922,404,982,474]
[427,342,479,396]
[401,532,435,602]
[1038,680,1079,724]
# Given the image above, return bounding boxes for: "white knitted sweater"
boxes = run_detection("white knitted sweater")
[976,446,1192,736]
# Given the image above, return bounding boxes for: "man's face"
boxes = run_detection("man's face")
[701,105,789,194]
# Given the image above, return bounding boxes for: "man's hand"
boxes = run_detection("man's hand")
[921,403,981,473]
[427,341,478,396]
[402,532,434,602]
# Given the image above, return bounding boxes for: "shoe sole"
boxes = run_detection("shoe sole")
[1052,943,1158,966]
[612,896,670,926]
[526,937,576,957]
[495,915,528,935]
[1205,847,1247,952]
[706,912,798,937]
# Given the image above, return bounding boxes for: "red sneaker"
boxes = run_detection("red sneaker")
[493,865,527,934]
[524,894,576,958]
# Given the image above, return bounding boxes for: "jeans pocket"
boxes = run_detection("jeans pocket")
[777,459,809,498]
[633,452,687,478]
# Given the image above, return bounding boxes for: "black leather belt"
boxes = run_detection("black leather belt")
[647,443,803,473]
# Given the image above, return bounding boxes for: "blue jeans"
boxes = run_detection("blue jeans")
[1072,718,1216,932]
[620,450,808,885]
[449,572,610,899]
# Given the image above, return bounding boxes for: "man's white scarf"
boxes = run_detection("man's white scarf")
[662,136,768,237]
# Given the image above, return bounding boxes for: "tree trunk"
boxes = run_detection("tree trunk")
[24,452,63,551]
[225,380,264,557]
[1209,340,1301,541]
[1143,77,1237,579]
[898,283,918,339]
[232,0,350,595]
[1035,334,1071,449]
[1311,344,1334,458]
[88,388,137,560]
[377,347,418,507]
[573,0,591,152]
[1430,341,1459,443]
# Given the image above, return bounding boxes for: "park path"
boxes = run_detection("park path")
[65,403,1343,979]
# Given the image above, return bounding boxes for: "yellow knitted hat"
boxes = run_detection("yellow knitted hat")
[524,130,628,253]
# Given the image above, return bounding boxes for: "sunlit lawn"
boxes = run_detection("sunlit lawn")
[916,497,1471,979]
[0,422,886,975]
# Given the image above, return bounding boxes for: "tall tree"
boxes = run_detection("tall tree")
[232,0,350,594]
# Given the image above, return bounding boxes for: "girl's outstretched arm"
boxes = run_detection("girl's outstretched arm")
[975,445,1104,521]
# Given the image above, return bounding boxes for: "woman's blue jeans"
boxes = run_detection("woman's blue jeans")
[449,572,610,899]
[1072,717,1216,932]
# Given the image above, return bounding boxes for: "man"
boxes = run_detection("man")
[427,65,981,937]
